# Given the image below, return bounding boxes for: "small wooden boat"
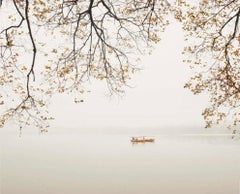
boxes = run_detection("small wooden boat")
[131,136,155,143]
[144,138,155,142]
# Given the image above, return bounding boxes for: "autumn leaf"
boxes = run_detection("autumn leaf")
[21,66,27,71]
[7,40,13,47]
[52,49,57,53]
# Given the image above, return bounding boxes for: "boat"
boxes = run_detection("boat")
[131,136,155,143]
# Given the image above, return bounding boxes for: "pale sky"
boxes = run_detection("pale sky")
[48,21,209,130]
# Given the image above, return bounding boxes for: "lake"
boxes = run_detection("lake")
[1,128,240,194]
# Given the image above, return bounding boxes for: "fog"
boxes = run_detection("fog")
[47,21,209,130]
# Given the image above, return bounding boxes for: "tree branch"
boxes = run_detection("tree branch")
[25,0,37,97]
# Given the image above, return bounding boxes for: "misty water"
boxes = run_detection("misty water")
[1,128,240,194]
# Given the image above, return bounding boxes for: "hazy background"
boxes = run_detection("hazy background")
[44,20,210,131]
[1,14,240,194]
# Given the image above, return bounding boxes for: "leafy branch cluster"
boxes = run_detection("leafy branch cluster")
[0,0,170,130]
[177,0,240,132]
[2,0,240,134]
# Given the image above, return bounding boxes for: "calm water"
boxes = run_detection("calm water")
[1,129,240,194]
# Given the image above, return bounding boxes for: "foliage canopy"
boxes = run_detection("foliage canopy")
[1,0,240,134]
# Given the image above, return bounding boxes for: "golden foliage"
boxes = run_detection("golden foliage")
[176,0,240,133]
[0,0,170,130]
[1,0,240,134]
